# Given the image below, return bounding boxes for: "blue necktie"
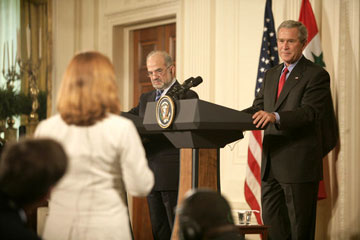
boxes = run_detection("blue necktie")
[155,90,163,101]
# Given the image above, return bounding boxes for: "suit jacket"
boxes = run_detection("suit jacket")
[243,56,338,183]
[0,192,41,240]
[128,80,199,190]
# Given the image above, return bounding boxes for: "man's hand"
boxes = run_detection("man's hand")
[252,110,276,128]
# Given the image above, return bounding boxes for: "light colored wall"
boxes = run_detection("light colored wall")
[52,0,360,239]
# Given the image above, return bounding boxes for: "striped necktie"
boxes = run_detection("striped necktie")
[155,89,164,101]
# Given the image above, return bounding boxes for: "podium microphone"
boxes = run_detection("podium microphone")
[168,76,203,100]
[183,76,203,89]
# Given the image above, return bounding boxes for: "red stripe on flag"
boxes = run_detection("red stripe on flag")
[244,182,263,224]
[299,0,318,42]
[247,146,261,185]
[252,130,263,146]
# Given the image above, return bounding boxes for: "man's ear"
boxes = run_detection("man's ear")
[171,65,176,77]
[302,41,307,51]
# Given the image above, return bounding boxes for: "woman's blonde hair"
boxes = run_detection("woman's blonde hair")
[57,51,121,126]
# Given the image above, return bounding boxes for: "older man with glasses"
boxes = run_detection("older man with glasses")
[129,50,198,240]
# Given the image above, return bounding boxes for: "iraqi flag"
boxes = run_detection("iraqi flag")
[299,0,326,67]
[299,0,327,200]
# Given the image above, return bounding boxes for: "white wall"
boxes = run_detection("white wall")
[52,0,360,239]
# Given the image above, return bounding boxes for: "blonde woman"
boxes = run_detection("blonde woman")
[35,51,154,240]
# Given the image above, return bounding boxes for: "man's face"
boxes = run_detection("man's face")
[277,27,306,66]
[147,54,174,90]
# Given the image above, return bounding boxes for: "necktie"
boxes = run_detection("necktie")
[277,67,289,100]
[155,90,164,101]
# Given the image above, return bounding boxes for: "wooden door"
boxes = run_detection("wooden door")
[133,23,176,105]
[131,22,176,240]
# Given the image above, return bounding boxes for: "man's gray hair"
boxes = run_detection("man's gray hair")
[277,20,308,44]
[146,50,174,67]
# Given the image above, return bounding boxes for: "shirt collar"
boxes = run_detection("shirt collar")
[282,55,303,73]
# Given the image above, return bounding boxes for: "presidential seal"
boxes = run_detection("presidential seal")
[156,95,175,128]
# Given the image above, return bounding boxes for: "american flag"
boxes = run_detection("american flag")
[244,0,279,225]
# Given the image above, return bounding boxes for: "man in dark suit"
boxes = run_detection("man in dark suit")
[129,50,198,240]
[0,138,68,240]
[243,20,338,240]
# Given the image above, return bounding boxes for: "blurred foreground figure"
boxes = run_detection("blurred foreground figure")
[0,138,68,240]
[177,189,244,240]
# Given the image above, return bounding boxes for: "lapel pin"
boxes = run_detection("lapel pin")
[295,77,299,80]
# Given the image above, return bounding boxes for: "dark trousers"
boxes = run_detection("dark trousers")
[147,190,178,240]
[261,167,319,240]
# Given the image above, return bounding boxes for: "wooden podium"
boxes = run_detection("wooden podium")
[124,99,259,240]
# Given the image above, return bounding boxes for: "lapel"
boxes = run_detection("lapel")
[138,90,156,117]
[148,90,156,102]
[268,64,283,110]
[274,57,306,111]
[165,80,180,95]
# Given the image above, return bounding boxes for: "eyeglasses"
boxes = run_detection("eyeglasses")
[147,65,172,77]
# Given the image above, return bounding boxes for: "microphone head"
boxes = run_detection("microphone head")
[183,77,195,85]
[192,76,203,87]
[182,76,202,88]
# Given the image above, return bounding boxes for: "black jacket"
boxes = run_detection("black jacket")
[0,192,41,240]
